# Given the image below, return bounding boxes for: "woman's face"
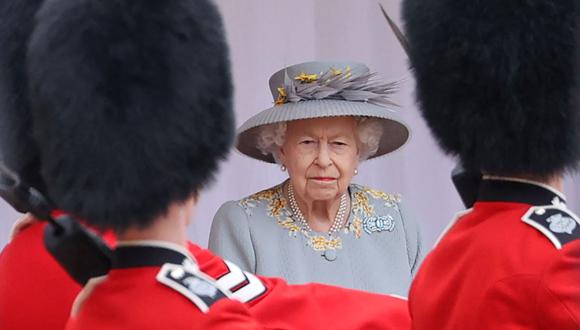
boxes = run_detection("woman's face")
[280,117,360,202]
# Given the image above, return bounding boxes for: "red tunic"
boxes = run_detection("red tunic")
[0,222,410,330]
[0,222,81,330]
[65,243,262,330]
[409,179,580,329]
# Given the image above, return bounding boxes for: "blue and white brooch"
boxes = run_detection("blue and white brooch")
[363,215,395,234]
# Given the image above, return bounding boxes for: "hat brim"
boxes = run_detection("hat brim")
[236,99,410,163]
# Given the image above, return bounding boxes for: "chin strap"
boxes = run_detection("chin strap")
[0,163,61,229]
[0,162,112,285]
[451,163,482,208]
[44,215,113,284]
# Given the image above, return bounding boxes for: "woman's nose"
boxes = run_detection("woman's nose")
[315,143,333,167]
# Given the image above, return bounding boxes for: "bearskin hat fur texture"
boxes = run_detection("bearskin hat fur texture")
[25,0,234,231]
[0,0,46,191]
[402,0,580,177]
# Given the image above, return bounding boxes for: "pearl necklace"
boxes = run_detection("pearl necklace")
[287,182,348,237]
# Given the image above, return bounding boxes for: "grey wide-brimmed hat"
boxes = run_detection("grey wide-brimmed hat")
[236,61,410,163]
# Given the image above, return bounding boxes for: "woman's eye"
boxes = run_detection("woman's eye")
[300,140,315,145]
[332,141,347,146]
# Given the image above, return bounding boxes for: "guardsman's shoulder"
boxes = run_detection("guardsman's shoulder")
[156,263,231,313]
[521,205,580,249]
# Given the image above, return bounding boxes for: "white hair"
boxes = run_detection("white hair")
[256,117,384,164]
[256,122,287,164]
[356,117,384,160]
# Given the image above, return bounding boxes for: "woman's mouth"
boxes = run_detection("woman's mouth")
[310,177,336,182]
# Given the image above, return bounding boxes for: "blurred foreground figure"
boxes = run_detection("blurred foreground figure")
[23,0,259,328]
[0,0,410,329]
[402,0,580,328]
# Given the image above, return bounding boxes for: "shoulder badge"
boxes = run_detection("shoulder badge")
[156,263,231,313]
[522,205,580,249]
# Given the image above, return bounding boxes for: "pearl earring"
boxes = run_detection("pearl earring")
[354,168,358,175]
[281,165,287,172]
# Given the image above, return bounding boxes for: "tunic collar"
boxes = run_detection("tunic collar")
[478,178,566,206]
[112,240,196,269]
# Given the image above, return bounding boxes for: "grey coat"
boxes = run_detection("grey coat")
[209,182,423,296]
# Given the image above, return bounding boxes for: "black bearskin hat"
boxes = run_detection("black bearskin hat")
[402,0,580,177]
[23,0,233,231]
[0,0,46,192]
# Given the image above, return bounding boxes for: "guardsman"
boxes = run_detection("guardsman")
[0,0,410,329]
[401,0,580,328]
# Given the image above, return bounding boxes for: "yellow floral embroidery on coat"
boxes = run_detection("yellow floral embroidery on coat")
[269,197,286,217]
[278,218,301,234]
[362,187,401,204]
[309,235,342,251]
[351,216,363,239]
[239,187,277,212]
[350,185,400,238]
[239,185,299,233]
[351,190,375,219]
[238,184,401,252]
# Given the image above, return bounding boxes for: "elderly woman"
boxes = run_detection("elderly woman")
[209,61,422,296]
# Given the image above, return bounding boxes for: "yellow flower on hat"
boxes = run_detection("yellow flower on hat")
[330,67,343,76]
[275,87,287,105]
[294,72,318,83]
[344,66,352,79]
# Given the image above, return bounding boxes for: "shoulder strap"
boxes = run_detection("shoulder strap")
[156,263,231,313]
[522,205,580,249]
